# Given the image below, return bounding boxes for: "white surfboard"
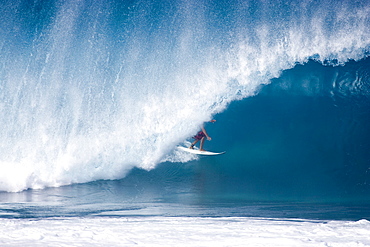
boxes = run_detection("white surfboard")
[178,146,225,156]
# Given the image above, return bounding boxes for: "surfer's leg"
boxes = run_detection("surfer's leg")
[189,139,199,149]
[199,137,205,151]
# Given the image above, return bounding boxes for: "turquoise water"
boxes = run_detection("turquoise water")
[1,58,369,220]
[0,0,369,220]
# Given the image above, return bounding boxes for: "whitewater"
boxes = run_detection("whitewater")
[1,0,370,246]
[0,0,368,192]
[1,217,369,246]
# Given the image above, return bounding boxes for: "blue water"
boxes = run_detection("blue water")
[0,0,369,220]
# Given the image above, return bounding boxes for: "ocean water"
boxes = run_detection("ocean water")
[0,0,370,246]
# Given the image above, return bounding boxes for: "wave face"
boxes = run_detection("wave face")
[119,58,370,205]
[0,0,369,192]
[203,58,370,202]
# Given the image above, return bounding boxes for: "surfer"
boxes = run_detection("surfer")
[189,120,216,151]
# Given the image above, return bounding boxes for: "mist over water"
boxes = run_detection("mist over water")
[0,0,369,192]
